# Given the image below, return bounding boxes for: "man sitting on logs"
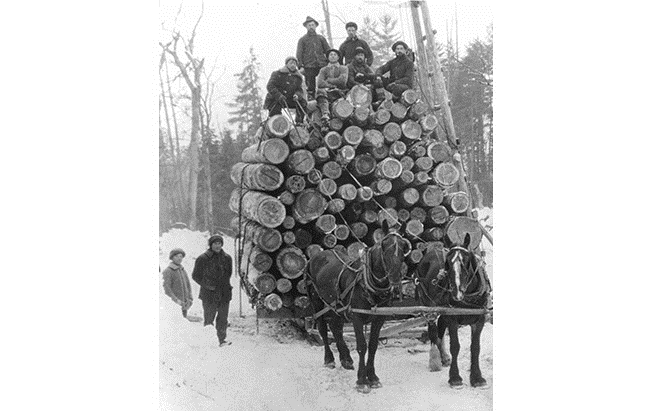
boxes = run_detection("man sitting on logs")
[263,56,308,124]
[316,48,348,127]
[346,46,375,89]
[375,40,415,100]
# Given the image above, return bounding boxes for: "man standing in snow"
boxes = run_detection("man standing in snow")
[296,16,330,99]
[162,248,193,318]
[192,235,233,347]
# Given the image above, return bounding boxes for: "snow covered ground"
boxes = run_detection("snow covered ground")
[158,209,493,411]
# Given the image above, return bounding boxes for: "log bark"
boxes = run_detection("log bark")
[281,293,294,308]
[351,107,370,127]
[397,208,411,223]
[312,147,330,164]
[347,84,373,107]
[380,196,397,209]
[347,241,367,259]
[322,161,342,179]
[318,178,338,196]
[292,189,327,224]
[405,219,424,237]
[423,226,445,241]
[326,198,345,213]
[432,162,460,187]
[264,114,292,138]
[400,89,419,106]
[445,216,483,250]
[294,295,311,309]
[410,207,427,223]
[306,168,322,185]
[376,157,403,180]
[343,125,364,146]
[399,187,420,207]
[370,179,392,196]
[241,139,289,165]
[420,185,444,207]
[408,144,427,159]
[399,155,415,171]
[413,171,430,185]
[229,189,286,228]
[236,218,283,253]
[414,156,434,172]
[276,246,308,279]
[324,131,343,150]
[306,244,324,259]
[287,149,315,175]
[389,141,407,157]
[390,102,408,121]
[371,228,385,243]
[407,249,424,265]
[362,129,384,147]
[276,278,293,294]
[335,145,356,165]
[306,130,322,150]
[278,190,295,205]
[378,208,399,226]
[253,273,276,294]
[294,228,313,249]
[444,191,470,214]
[334,224,350,241]
[322,233,338,248]
[382,122,402,144]
[332,98,354,119]
[427,141,452,163]
[349,154,376,176]
[408,100,428,120]
[334,245,347,255]
[419,113,439,133]
[315,214,337,234]
[282,216,296,230]
[297,279,308,294]
[288,126,311,149]
[285,175,306,194]
[263,293,283,311]
[401,119,422,141]
[372,108,391,126]
[230,162,284,191]
[249,246,273,272]
[428,205,450,225]
[337,183,358,201]
[360,210,378,224]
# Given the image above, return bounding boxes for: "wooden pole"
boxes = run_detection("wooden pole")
[409,2,434,108]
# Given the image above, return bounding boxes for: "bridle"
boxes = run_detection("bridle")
[363,231,409,293]
[447,245,486,302]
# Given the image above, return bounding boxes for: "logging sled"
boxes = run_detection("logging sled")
[231,82,491,322]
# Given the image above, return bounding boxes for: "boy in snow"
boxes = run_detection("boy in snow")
[192,235,233,347]
[162,248,193,318]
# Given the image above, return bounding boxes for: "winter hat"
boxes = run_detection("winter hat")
[303,16,319,27]
[169,248,185,260]
[345,22,358,30]
[391,41,409,52]
[326,48,341,59]
[285,56,298,65]
[208,234,224,247]
[354,47,366,56]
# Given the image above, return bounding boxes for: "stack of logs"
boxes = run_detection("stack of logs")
[229,85,483,317]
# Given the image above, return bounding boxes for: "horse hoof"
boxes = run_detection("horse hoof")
[341,361,354,370]
[324,362,336,369]
[370,381,383,389]
[356,384,371,394]
[472,378,488,389]
[441,357,452,367]
[449,379,464,389]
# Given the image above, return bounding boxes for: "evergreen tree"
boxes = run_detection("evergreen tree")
[368,14,400,68]
[212,129,239,230]
[227,47,263,140]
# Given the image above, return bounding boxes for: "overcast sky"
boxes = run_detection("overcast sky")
[159,0,492,138]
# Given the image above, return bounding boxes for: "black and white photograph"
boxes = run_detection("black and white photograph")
[158,1,493,409]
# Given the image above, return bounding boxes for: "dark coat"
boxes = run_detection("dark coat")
[375,54,414,88]
[263,66,306,110]
[162,262,193,305]
[296,31,330,69]
[338,36,373,66]
[346,61,375,88]
[191,249,233,304]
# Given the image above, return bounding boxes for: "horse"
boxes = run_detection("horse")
[306,220,411,394]
[415,234,491,388]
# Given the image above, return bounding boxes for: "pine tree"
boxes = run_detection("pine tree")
[212,129,239,229]
[368,14,400,68]
[227,47,263,140]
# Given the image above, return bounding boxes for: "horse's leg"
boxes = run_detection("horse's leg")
[428,320,443,372]
[445,317,463,388]
[470,319,487,388]
[352,315,371,393]
[318,316,336,368]
[436,322,452,367]
[366,317,384,388]
[330,318,354,370]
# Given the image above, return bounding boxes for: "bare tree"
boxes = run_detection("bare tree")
[321,0,333,46]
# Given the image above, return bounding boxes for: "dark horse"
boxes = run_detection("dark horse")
[307,221,410,393]
[415,234,491,388]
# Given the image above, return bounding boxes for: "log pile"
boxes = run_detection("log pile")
[230,85,482,317]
